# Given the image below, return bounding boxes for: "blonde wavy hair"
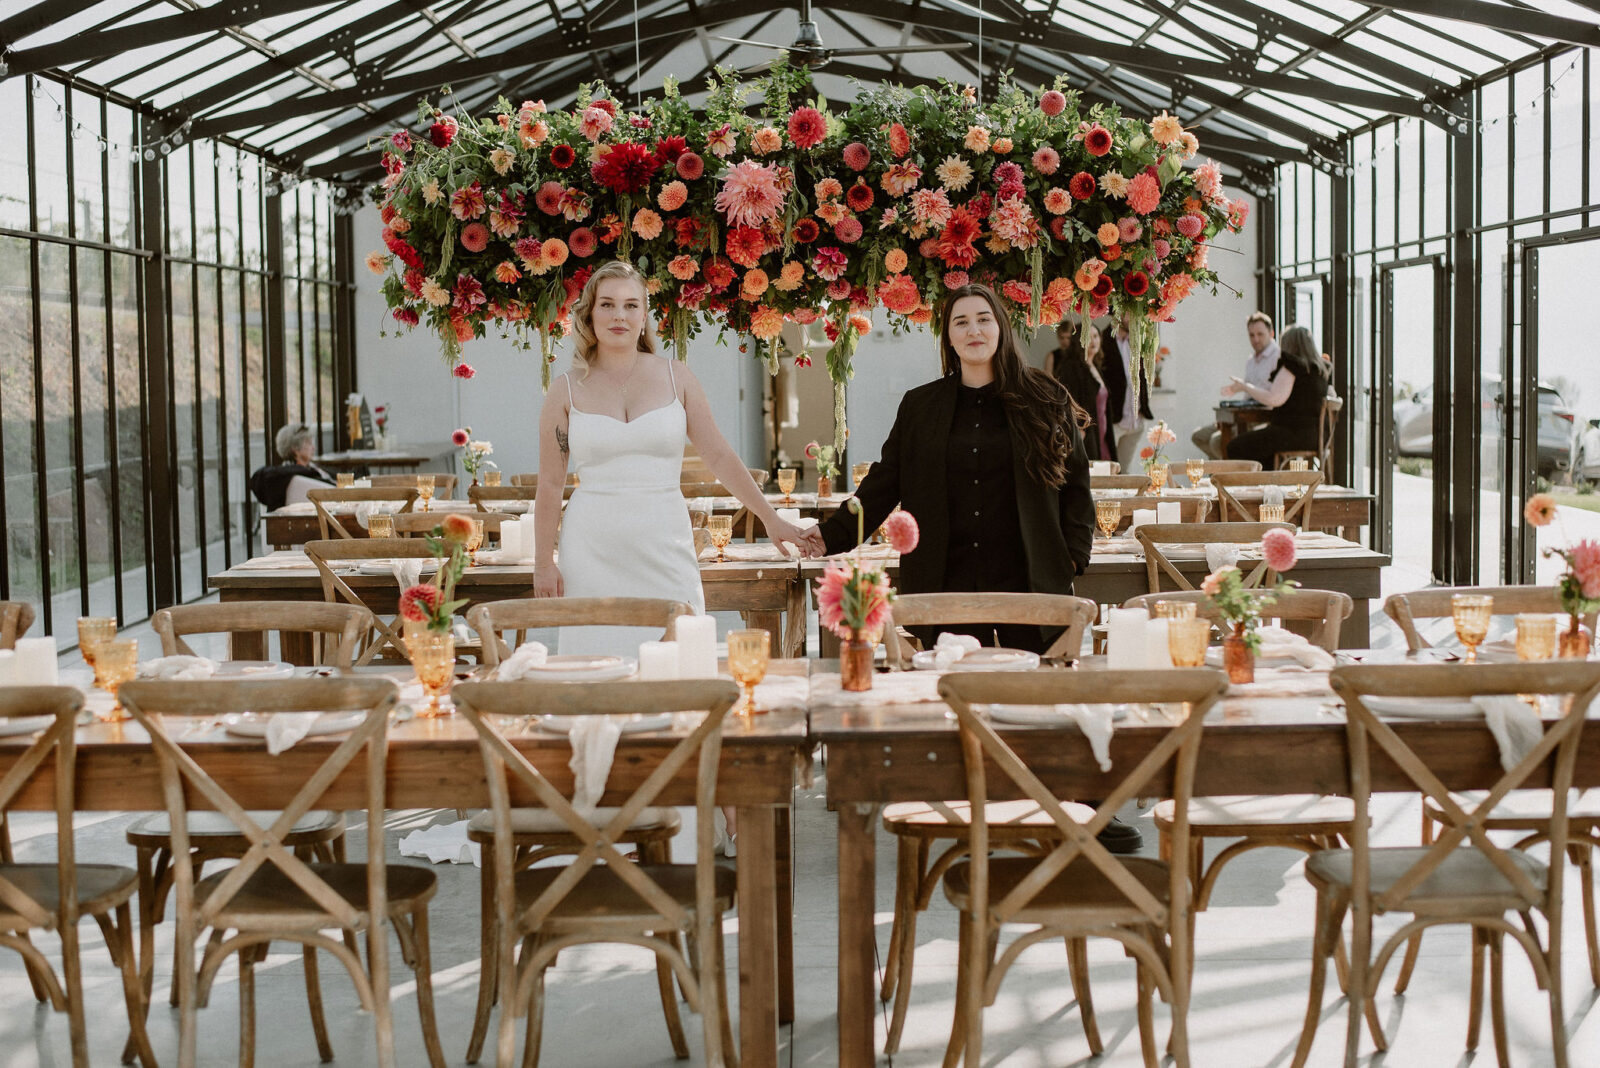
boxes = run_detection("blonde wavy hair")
[570,260,658,373]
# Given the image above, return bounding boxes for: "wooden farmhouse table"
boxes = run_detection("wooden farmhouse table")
[0,671,812,1068]
[263,500,493,548]
[209,545,809,658]
[1211,402,1271,451]
[811,665,1600,1067]
[313,447,440,471]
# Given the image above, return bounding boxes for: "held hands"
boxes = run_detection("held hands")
[1220,376,1246,397]
[769,518,827,559]
[532,563,564,598]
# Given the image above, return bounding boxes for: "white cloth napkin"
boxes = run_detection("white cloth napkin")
[1477,695,1544,772]
[398,819,479,866]
[934,632,981,669]
[1061,704,1115,771]
[1253,625,1336,670]
[472,548,535,566]
[568,716,623,813]
[1205,543,1240,572]
[496,641,549,680]
[352,501,406,529]
[1130,508,1158,531]
[390,558,425,591]
[265,713,320,756]
[1264,486,1286,507]
[139,655,217,680]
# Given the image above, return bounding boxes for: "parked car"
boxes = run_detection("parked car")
[1567,417,1600,487]
[1394,376,1572,479]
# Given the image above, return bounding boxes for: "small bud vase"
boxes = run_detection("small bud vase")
[840,633,874,692]
[817,475,833,498]
[1223,623,1255,684]
[1560,613,1593,659]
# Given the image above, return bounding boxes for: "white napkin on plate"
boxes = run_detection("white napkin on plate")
[1062,704,1115,771]
[265,713,320,756]
[399,819,479,866]
[1205,543,1240,572]
[1476,695,1544,772]
[569,716,623,813]
[496,641,549,680]
[934,632,981,669]
[1253,625,1336,670]
[139,655,217,680]
[390,558,425,591]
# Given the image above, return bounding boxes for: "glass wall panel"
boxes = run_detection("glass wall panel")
[109,252,145,618]
[1397,118,1420,247]
[0,80,27,231]
[1423,121,1447,240]
[38,240,76,639]
[1373,125,1396,251]
[71,90,104,245]
[31,84,68,240]
[1550,69,1584,215]
[1513,66,1547,222]
[1534,239,1600,585]
[170,261,200,603]
[167,144,192,260]
[1,237,40,604]
[76,249,117,621]
[1482,82,1510,228]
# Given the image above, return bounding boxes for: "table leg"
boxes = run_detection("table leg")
[747,611,781,647]
[737,805,778,1068]
[229,631,268,660]
[837,802,877,1067]
[783,583,807,659]
[776,806,794,1024]
[279,631,316,666]
[1344,599,1370,648]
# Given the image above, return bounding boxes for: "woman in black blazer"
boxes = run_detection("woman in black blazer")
[818,284,1095,653]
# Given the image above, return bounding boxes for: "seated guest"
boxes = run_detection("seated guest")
[1191,311,1280,458]
[1223,324,1328,468]
[248,422,335,510]
[1048,324,1111,462]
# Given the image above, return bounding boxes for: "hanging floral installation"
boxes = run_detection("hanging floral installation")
[368,59,1247,451]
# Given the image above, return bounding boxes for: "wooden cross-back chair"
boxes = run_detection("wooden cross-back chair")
[1210,471,1322,528]
[1276,394,1342,472]
[152,601,372,667]
[1135,521,1294,593]
[306,487,418,540]
[1097,496,1212,534]
[0,686,156,1068]
[509,473,579,498]
[453,680,742,1068]
[370,472,457,498]
[466,596,690,667]
[1091,474,1154,492]
[1122,589,1353,654]
[1384,585,1599,652]
[1291,663,1600,1068]
[391,510,514,539]
[0,601,35,649]
[882,592,1097,668]
[937,669,1228,1068]
[120,678,445,1068]
[305,538,447,666]
[469,485,533,512]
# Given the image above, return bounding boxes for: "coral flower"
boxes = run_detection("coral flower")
[668,255,699,281]
[1032,146,1060,175]
[1068,172,1097,200]
[742,268,770,296]
[888,123,911,157]
[632,208,664,240]
[1151,111,1183,145]
[911,187,952,229]
[579,105,613,141]
[453,362,476,379]
[884,248,908,273]
[540,238,569,268]
[460,222,490,253]
[816,177,844,201]
[964,126,990,152]
[1040,90,1067,116]
[1043,188,1072,215]
[775,261,805,290]
[1525,493,1557,527]
[676,151,705,180]
[494,260,521,284]
[1176,214,1205,238]
[834,217,864,244]
[724,225,766,268]
[1084,124,1113,156]
[715,159,786,227]
[752,126,783,154]
[365,251,390,275]
[878,274,920,315]
[884,510,920,554]
[880,162,921,197]
[449,182,487,221]
[518,120,548,147]
[816,201,848,225]
[441,513,476,544]
[1261,528,1298,572]
[705,124,737,157]
[993,137,1013,154]
[1571,540,1600,598]
[846,181,874,212]
[657,180,688,211]
[1118,216,1144,243]
[1200,566,1237,596]
[534,181,565,216]
[750,305,785,339]
[843,141,871,171]
[1195,160,1223,202]
[398,583,443,623]
[1178,131,1199,159]
[1126,171,1161,215]
[567,227,597,258]
[943,270,969,289]
[788,106,827,149]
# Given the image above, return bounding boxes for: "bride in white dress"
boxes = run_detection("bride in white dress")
[532,260,823,653]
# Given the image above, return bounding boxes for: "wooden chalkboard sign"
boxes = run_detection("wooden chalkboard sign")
[346,393,376,450]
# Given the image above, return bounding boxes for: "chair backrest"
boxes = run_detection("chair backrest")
[452,679,740,1048]
[1210,471,1322,527]
[1122,588,1354,651]
[0,686,85,934]
[680,469,769,497]
[152,602,374,667]
[1135,521,1294,592]
[391,511,514,538]
[0,602,35,650]
[468,485,534,512]
[1383,585,1595,652]
[1101,496,1212,531]
[939,669,1225,958]
[1202,459,1262,475]
[370,473,457,498]
[882,593,1097,666]
[465,597,693,667]
[305,538,446,665]
[306,487,418,540]
[121,678,399,1052]
[1091,474,1152,492]
[1329,662,1600,919]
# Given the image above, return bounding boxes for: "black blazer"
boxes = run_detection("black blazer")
[820,375,1095,599]
[1100,326,1153,427]
[1052,355,1105,463]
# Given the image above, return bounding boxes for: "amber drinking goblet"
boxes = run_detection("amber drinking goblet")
[1259,503,1286,525]
[416,474,436,512]
[336,473,354,489]
[1147,462,1169,493]
[851,462,871,490]
[775,467,796,504]
[706,515,733,563]
[1452,594,1494,664]
[1287,458,1310,472]
[1167,618,1211,668]
[483,470,502,487]
[1153,601,1199,622]
[368,512,395,538]
[465,520,485,565]
[411,633,456,717]
[727,629,771,715]
[1094,498,1122,539]
[77,617,116,668]
[1185,458,1205,488]
[1515,613,1556,662]
[93,639,138,722]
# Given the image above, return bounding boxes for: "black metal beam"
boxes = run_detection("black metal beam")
[0,0,106,48]
[1368,0,1600,49]
[137,113,177,611]
[5,0,345,78]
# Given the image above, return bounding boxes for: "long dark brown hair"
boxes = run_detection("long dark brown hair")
[938,284,1078,488]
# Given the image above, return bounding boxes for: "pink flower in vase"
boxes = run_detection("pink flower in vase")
[1570,540,1600,598]
[1261,528,1297,572]
[884,510,919,554]
[451,428,470,447]
[816,565,851,638]
[398,583,442,622]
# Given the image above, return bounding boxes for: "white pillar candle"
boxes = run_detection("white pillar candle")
[1106,608,1148,671]
[13,638,58,685]
[1129,508,1158,532]
[675,615,719,678]
[517,515,538,561]
[775,507,802,527]
[1156,502,1182,525]
[1091,461,1113,476]
[498,521,522,561]
[638,641,680,680]
[0,650,15,686]
[1145,618,1173,669]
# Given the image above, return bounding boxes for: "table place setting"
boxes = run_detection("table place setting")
[232,551,316,571]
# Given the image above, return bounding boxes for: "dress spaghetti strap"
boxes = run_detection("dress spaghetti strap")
[666,357,678,401]
[562,371,586,415]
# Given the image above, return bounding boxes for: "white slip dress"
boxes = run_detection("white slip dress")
[556,362,706,656]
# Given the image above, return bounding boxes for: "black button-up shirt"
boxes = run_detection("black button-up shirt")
[944,382,1029,594]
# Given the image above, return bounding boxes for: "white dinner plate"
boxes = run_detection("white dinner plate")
[1360,696,1483,719]
[0,715,57,737]
[517,655,637,683]
[212,661,296,680]
[532,713,673,734]
[911,648,1040,672]
[987,704,1129,725]
[356,560,439,576]
[222,711,366,738]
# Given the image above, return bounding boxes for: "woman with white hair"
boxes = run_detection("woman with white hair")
[247,422,335,510]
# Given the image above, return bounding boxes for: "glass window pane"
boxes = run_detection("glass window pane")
[71,89,104,245]
[0,79,28,231]
[1397,118,1419,247]
[39,240,77,635]
[1,236,41,606]
[1513,66,1547,221]
[316,283,334,450]
[241,154,262,269]
[1374,123,1396,251]
[167,144,192,260]
[32,81,69,237]
[218,145,239,268]
[1549,66,1583,215]
[1423,121,1447,239]
[1354,132,1373,253]
[110,253,146,620]
[285,280,303,425]
[76,249,117,620]
[196,266,225,565]
[170,262,200,602]
[1482,81,1510,228]
[191,138,216,264]
[107,102,135,247]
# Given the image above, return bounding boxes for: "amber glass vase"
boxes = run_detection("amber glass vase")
[1560,613,1593,659]
[817,475,833,498]
[1222,623,1255,684]
[840,633,874,692]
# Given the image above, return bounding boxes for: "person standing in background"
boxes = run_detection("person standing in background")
[1101,320,1153,471]
[1050,326,1111,463]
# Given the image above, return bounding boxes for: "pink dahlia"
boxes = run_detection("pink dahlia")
[453,362,476,379]
[390,129,413,152]
[884,510,920,554]
[1044,188,1072,215]
[567,227,597,257]
[834,217,864,244]
[676,151,705,180]
[1127,171,1161,215]
[452,273,486,312]
[579,105,613,141]
[658,180,688,211]
[910,187,952,229]
[1031,145,1060,175]
[1525,493,1557,527]
[398,583,443,623]
[1083,124,1112,156]
[1153,237,1173,260]
[391,307,419,327]
[787,106,827,149]
[1262,528,1298,573]
[459,222,489,253]
[878,274,920,314]
[1040,90,1067,116]
[1571,540,1600,598]
[811,245,848,281]
[1195,160,1223,202]
[1117,216,1143,243]
[943,270,969,289]
[1228,200,1251,232]
[843,141,871,171]
[535,181,564,215]
[1176,213,1204,238]
[715,159,786,228]
[632,208,664,240]
[1200,566,1236,596]
[449,182,487,221]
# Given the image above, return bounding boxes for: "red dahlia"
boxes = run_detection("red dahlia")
[654,135,688,164]
[787,107,827,149]
[724,225,765,268]
[589,98,617,116]
[1084,125,1113,156]
[1123,271,1150,297]
[792,218,820,243]
[550,144,576,169]
[590,142,660,194]
[1068,171,1096,200]
[845,182,874,211]
[1092,274,1113,299]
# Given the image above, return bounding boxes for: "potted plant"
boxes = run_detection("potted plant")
[806,439,840,498]
[453,426,494,487]
[815,503,919,690]
[1200,527,1299,683]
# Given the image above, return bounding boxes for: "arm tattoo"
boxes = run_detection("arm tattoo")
[555,426,570,457]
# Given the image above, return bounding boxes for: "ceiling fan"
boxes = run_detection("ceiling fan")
[710,0,971,74]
